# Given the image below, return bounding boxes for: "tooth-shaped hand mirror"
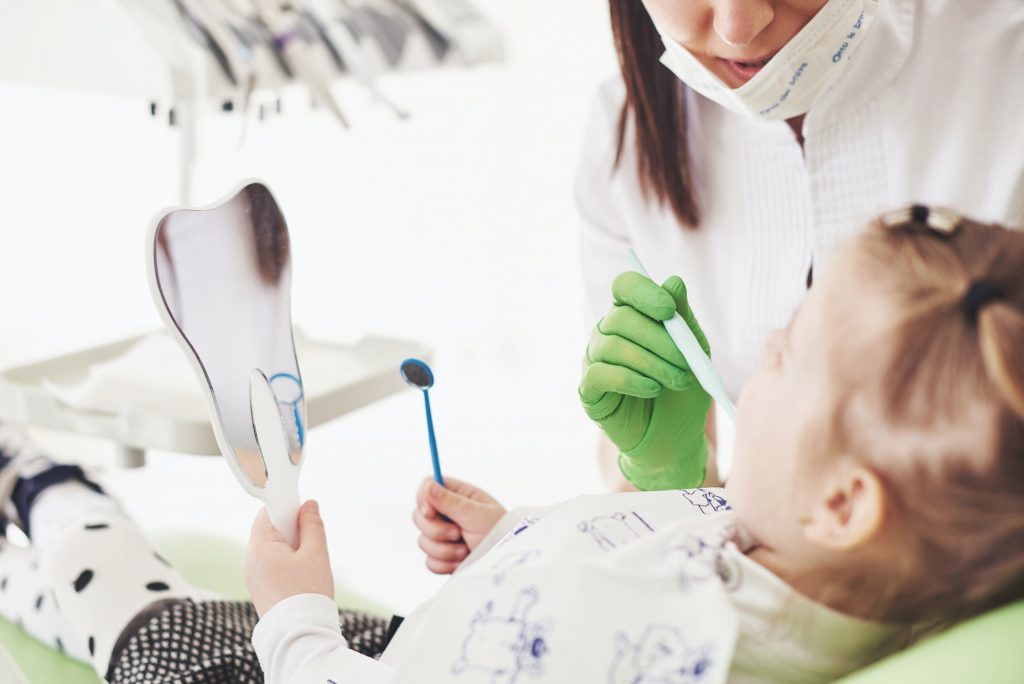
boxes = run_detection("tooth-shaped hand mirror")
[146,181,304,546]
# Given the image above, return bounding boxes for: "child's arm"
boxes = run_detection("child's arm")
[245,502,394,683]
[412,476,507,574]
[251,593,393,684]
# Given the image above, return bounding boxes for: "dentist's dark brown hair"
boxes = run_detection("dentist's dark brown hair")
[609,0,699,228]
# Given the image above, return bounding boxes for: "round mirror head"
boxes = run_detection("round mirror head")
[400,358,434,390]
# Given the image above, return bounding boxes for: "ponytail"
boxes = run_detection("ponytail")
[978,300,1024,420]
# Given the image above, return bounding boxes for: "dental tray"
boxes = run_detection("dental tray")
[0,331,430,466]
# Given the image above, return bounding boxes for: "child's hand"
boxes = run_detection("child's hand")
[413,477,506,575]
[244,500,335,618]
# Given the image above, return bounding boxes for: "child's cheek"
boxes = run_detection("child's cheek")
[735,368,767,415]
[727,380,772,498]
[733,376,763,449]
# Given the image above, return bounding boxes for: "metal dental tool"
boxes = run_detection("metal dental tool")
[308,0,409,119]
[252,0,351,128]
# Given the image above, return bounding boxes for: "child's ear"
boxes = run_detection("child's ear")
[802,463,886,551]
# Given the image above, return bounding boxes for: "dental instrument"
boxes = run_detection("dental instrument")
[400,358,444,485]
[308,0,409,119]
[252,0,351,128]
[626,250,737,423]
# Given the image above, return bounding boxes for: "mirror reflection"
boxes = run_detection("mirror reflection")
[151,182,305,488]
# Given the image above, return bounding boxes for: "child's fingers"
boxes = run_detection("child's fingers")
[249,508,283,544]
[413,508,462,542]
[425,557,461,575]
[437,476,474,495]
[417,535,469,563]
[297,501,328,557]
[439,477,495,505]
[426,481,480,522]
[416,477,440,519]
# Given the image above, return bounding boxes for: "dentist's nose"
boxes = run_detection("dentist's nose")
[712,0,775,47]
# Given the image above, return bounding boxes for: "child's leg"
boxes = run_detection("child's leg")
[106,599,397,683]
[0,538,91,663]
[1,431,397,683]
[32,482,199,678]
[0,428,200,677]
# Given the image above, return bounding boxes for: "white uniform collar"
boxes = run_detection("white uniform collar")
[723,543,910,680]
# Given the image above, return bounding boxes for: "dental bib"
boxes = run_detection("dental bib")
[378,490,741,684]
[657,0,879,121]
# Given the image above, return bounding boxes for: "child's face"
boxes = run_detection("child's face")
[725,252,871,559]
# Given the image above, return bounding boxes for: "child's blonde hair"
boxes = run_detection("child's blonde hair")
[821,207,1024,627]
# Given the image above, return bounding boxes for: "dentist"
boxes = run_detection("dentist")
[578,0,1024,490]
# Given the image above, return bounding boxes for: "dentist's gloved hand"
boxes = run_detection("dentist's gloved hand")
[579,272,712,490]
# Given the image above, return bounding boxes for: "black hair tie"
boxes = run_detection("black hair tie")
[881,204,961,235]
[910,204,930,224]
[963,280,1005,324]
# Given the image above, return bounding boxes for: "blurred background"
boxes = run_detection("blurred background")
[0,0,618,613]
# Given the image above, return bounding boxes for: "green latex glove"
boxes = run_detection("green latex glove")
[579,272,712,490]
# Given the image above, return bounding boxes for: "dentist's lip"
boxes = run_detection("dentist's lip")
[716,50,779,85]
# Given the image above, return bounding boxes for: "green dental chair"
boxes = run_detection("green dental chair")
[2,545,1022,684]
[837,600,1024,683]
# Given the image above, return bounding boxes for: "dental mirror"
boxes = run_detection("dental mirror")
[146,180,304,546]
[400,358,444,485]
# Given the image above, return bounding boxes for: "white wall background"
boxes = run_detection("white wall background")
[0,1,619,613]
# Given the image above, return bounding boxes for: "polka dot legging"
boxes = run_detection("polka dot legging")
[0,508,392,683]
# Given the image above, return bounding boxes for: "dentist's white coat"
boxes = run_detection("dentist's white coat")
[577,0,1024,401]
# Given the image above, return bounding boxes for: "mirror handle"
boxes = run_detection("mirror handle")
[251,370,302,548]
[267,484,301,549]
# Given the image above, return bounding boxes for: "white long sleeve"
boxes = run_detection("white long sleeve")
[251,594,395,684]
[574,80,633,328]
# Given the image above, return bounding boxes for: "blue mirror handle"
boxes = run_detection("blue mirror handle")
[422,390,444,486]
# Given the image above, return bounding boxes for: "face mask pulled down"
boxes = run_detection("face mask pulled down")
[657,0,879,121]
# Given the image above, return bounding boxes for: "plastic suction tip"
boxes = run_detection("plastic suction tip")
[400,358,434,390]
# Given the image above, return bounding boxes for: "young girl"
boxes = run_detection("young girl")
[1,206,1022,683]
